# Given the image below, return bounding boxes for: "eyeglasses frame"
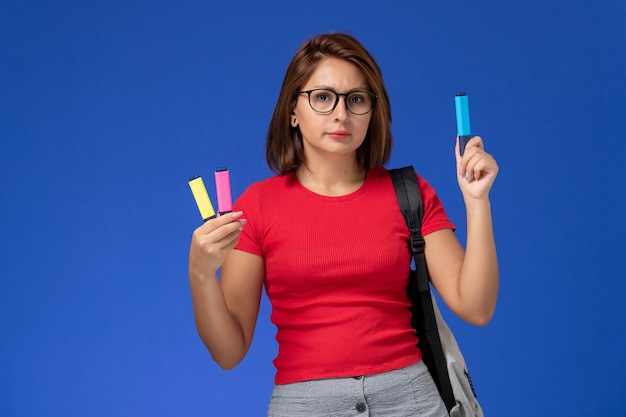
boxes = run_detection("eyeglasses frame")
[298,89,377,115]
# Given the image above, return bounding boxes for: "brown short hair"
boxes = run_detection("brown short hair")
[266,33,393,174]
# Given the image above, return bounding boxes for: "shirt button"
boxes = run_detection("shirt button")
[353,376,362,380]
[356,402,367,413]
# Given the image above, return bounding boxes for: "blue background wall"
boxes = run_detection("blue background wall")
[1,1,625,415]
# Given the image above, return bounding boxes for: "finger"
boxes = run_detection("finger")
[198,211,244,233]
[207,219,246,247]
[462,151,482,182]
[476,155,499,182]
[457,136,483,175]
[465,151,480,182]
[217,229,244,252]
[466,152,497,183]
[465,135,484,151]
[472,160,486,182]
[192,216,246,251]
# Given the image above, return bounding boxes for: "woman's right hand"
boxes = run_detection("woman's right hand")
[188,211,247,281]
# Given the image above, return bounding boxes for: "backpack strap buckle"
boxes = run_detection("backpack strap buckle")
[410,234,425,256]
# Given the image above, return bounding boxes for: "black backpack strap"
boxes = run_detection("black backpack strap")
[389,166,427,292]
[389,166,456,413]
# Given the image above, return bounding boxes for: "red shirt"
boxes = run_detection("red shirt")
[233,167,455,384]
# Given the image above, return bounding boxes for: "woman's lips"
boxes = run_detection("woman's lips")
[327,130,351,139]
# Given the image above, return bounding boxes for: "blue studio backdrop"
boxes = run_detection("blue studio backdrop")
[1,1,625,416]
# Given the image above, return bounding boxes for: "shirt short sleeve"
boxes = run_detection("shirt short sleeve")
[417,175,456,235]
[232,183,264,257]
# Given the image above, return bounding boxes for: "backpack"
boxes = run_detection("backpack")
[389,166,484,417]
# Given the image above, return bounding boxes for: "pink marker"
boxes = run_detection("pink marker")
[215,167,233,215]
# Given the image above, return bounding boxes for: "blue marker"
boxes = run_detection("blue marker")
[455,92,471,156]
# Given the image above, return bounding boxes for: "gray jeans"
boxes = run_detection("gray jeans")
[267,361,448,417]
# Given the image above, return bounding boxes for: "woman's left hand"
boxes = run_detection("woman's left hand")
[456,136,499,201]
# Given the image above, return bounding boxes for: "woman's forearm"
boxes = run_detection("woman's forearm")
[189,272,248,370]
[459,198,499,325]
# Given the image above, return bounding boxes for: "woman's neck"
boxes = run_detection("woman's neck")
[295,158,366,197]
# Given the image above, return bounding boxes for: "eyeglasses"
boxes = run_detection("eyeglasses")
[298,89,377,115]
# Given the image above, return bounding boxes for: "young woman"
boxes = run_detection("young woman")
[188,33,499,416]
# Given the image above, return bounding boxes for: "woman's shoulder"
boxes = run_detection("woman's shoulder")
[371,165,431,187]
[376,165,444,204]
[245,172,295,191]
[236,172,296,203]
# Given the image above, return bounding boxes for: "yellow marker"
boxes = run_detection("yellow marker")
[188,176,216,221]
